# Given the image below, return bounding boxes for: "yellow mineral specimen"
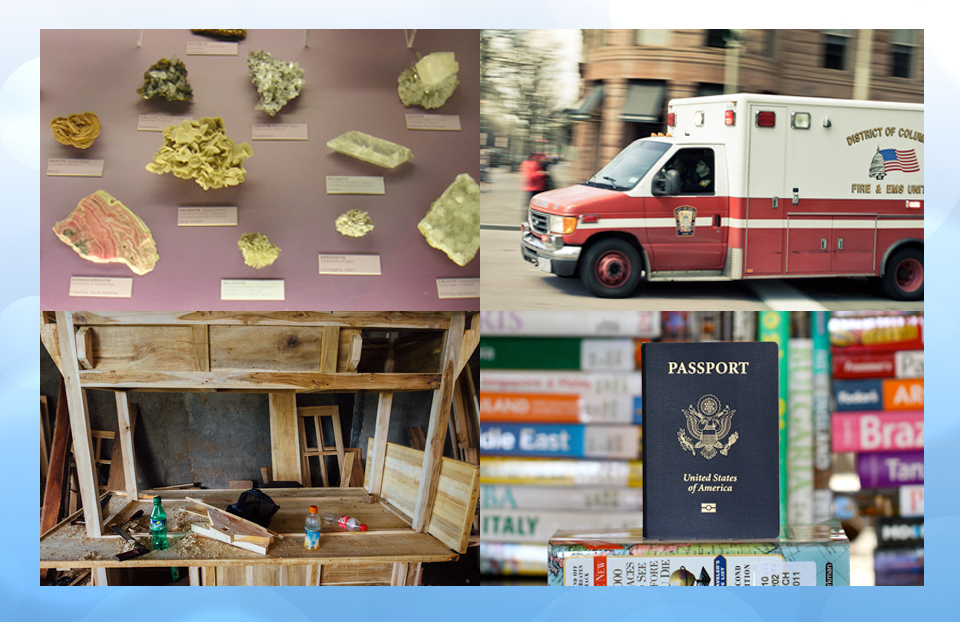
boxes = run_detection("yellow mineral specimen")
[417,174,479,266]
[335,209,374,238]
[238,232,280,269]
[50,112,101,149]
[146,117,253,190]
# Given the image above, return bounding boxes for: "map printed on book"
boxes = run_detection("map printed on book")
[641,342,780,539]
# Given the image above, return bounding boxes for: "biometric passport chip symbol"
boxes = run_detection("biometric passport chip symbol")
[678,394,739,459]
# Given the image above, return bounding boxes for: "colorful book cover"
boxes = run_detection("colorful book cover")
[481,484,643,511]
[831,410,923,453]
[811,312,833,523]
[882,378,924,410]
[641,341,780,539]
[787,338,814,526]
[479,337,637,370]
[899,485,924,518]
[547,522,849,586]
[832,350,923,379]
[479,370,642,395]
[479,456,643,487]
[758,311,790,525]
[479,311,661,338]
[876,517,924,549]
[479,392,641,424]
[857,451,924,488]
[482,509,642,543]
[832,378,924,411]
[829,313,923,353]
[480,422,641,459]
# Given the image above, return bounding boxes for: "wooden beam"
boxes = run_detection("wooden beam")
[75,326,93,370]
[457,312,480,376]
[69,311,453,330]
[269,393,303,483]
[368,392,394,496]
[77,370,441,392]
[412,312,465,533]
[319,326,340,373]
[337,329,362,372]
[113,394,139,501]
[192,325,211,372]
[55,311,103,538]
[41,377,72,534]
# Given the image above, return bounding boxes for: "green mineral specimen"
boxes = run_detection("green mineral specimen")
[326,131,412,169]
[397,52,459,109]
[238,232,280,269]
[191,29,247,40]
[248,50,305,117]
[146,117,253,190]
[417,173,479,266]
[137,56,193,102]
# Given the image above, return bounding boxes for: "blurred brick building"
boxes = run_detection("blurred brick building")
[571,29,924,180]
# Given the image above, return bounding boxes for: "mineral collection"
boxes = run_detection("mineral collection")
[326,131,413,169]
[137,56,193,102]
[247,50,305,116]
[53,190,159,276]
[397,52,459,109]
[335,209,374,238]
[50,112,101,149]
[417,173,479,266]
[146,117,254,190]
[191,29,247,40]
[238,232,280,268]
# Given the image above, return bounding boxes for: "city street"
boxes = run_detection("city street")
[480,166,924,312]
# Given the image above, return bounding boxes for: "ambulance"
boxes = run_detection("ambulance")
[521,94,924,300]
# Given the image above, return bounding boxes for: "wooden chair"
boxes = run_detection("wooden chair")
[297,406,344,487]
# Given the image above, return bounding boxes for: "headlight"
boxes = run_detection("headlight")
[548,215,578,235]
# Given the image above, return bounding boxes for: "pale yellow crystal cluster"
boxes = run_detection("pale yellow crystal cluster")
[50,112,101,149]
[326,131,412,169]
[146,117,253,190]
[237,232,280,268]
[335,209,374,237]
[418,173,479,266]
[397,52,459,109]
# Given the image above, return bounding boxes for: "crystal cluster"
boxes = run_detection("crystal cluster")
[335,209,374,238]
[326,131,412,169]
[146,117,253,190]
[418,174,480,266]
[238,232,280,268]
[50,112,101,149]
[137,56,193,102]
[247,50,305,116]
[53,190,159,276]
[191,29,247,40]
[397,52,459,109]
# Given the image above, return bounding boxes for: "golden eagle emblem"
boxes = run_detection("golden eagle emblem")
[678,394,738,460]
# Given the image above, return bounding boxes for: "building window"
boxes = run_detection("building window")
[891,30,917,78]
[706,30,730,49]
[635,29,670,46]
[824,30,852,70]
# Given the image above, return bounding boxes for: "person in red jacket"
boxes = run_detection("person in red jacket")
[520,152,547,208]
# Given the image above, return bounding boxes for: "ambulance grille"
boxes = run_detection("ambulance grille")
[529,209,549,235]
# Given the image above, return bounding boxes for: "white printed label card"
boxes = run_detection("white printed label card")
[178,207,238,227]
[405,114,462,131]
[69,276,133,298]
[220,279,285,301]
[436,278,480,299]
[325,176,385,195]
[46,159,104,177]
[186,41,238,56]
[319,254,382,275]
[251,123,309,140]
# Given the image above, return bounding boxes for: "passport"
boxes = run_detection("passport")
[641,341,780,539]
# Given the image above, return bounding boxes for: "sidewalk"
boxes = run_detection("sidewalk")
[480,161,576,228]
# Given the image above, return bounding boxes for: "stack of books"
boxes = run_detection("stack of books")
[828,312,924,585]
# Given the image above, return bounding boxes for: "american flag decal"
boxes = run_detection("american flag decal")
[880,148,920,173]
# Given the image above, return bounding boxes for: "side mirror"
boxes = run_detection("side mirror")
[653,169,681,196]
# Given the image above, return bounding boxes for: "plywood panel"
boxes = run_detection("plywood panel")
[210,326,324,371]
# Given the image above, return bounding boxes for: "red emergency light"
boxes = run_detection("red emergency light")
[667,112,676,127]
[724,110,735,126]
[756,111,776,127]
[906,200,922,209]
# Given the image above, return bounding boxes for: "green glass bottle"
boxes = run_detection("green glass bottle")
[150,496,169,551]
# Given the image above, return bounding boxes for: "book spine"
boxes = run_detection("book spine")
[830,410,924,453]
[787,339,814,526]
[856,451,924,488]
[832,378,924,411]
[479,392,641,424]
[479,422,641,459]
[478,311,662,337]
[882,378,924,410]
[828,315,924,353]
[479,370,642,395]
[479,456,643,487]
[759,311,790,525]
[479,337,636,370]
[481,484,644,511]
[811,312,833,523]
[479,542,548,575]
[481,509,642,543]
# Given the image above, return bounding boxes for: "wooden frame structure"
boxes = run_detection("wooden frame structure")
[40,311,480,586]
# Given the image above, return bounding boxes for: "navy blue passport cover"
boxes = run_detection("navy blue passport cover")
[641,341,780,539]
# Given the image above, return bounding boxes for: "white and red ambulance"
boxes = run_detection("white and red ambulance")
[521,94,924,299]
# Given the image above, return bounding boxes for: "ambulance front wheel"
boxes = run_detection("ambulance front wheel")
[580,239,642,298]
[879,247,923,301]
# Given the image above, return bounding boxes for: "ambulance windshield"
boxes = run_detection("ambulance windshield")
[583,140,671,191]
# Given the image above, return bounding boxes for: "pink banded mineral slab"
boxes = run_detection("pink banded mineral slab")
[53,190,159,276]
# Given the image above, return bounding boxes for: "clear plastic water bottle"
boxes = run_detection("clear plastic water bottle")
[304,505,321,550]
[150,496,168,551]
[336,516,368,532]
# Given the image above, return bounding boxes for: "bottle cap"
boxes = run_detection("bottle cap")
[359,523,368,532]
[309,505,318,513]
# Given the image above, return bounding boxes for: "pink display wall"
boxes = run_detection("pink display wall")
[41,29,480,310]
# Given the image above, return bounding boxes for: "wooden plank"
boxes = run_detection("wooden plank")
[41,376,72,534]
[40,396,50,491]
[191,523,268,555]
[189,566,200,586]
[185,497,278,539]
[70,311,453,330]
[337,329,362,372]
[368,392,393,496]
[261,466,272,485]
[229,480,254,490]
[75,327,93,370]
[408,426,426,451]
[209,326,324,371]
[77,370,441,393]
[40,322,63,373]
[107,396,138,501]
[457,312,480,376]
[55,311,103,538]
[391,562,409,586]
[391,332,443,373]
[413,312,465,534]
[344,448,365,487]
[319,326,340,373]
[192,325,210,372]
[88,326,201,371]
[269,393,303,484]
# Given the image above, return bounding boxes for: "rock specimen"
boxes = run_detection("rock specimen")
[146,117,253,190]
[50,112,101,149]
[397,52,459,109]
[191,29,247,40]
[247,50,304,116]
[238,232,280,268]
[418,173,479,266]
[335,209,374,238]
[53,190,159,276]
[326,131,412,169]
[137,56,193,102]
